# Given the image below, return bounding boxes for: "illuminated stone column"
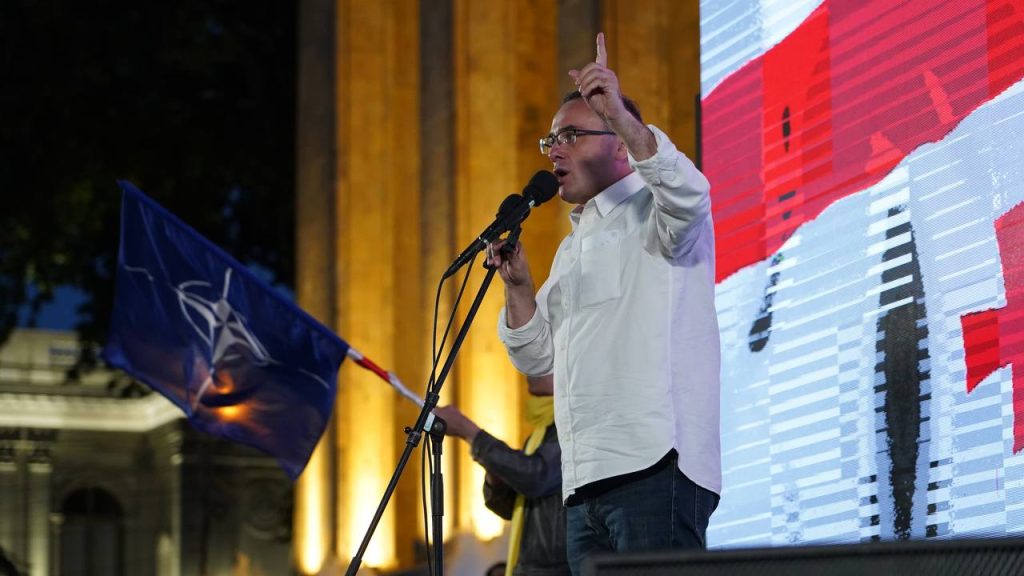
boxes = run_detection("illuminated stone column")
[453,0,559,540]
[167,429,183,576]
[294,437,333,574]
[385,0,439,565]
[601,0,702,159]
[27,452,52,576]
[294,0,339,573]
[418,0,457,552]
[334,0,420,569]
[48,514,63,576]
[0,436,20,566]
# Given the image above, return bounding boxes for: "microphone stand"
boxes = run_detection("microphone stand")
[346,225,522,576]
[428,415,446,576]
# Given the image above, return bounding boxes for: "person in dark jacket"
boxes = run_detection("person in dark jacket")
[434,374,568,576]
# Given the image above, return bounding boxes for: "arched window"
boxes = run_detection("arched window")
[59,487,124,576]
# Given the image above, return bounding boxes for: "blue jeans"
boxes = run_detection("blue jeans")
[565,452,719,576]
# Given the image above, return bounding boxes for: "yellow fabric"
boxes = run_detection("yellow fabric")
[505,395,555,576]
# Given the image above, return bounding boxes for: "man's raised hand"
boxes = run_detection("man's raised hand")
[567,33,627,123]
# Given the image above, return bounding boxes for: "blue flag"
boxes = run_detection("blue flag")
[102,182,348,480]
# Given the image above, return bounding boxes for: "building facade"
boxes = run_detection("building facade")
[0,329,293,576]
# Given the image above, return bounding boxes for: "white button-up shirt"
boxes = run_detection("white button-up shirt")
[499,125,721,500]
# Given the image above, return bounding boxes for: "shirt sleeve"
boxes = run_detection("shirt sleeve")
[629,124,713,259]
[497,297,555,377]
[482,475,516,520]
[471,426,562,499]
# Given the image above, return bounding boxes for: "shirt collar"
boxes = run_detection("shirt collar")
[594,171,645,217]
[570,171,646,226]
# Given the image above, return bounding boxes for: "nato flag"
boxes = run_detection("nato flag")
[102,182,348,479]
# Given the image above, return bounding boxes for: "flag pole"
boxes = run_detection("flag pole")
[345,347,436,429]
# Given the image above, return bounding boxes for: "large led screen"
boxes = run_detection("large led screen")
[701,0,1024,546]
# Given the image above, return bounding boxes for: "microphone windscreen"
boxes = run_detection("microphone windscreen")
[523,170,559,205]
[495,193,523,217]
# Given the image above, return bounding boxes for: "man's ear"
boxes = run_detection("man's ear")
[615,138,630,162]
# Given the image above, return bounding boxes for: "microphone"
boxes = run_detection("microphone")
[443,170,559,279]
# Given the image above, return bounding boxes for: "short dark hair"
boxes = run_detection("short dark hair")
[561,90,644,124]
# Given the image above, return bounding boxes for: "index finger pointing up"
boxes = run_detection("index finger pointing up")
[596,32,607,66]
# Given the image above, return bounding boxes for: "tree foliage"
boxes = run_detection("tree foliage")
[0,0,297,384]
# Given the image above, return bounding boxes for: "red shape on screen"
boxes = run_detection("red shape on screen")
[704,0,1024,283]
[960,202,1024,453]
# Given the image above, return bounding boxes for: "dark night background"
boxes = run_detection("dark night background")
[0,1,298,386]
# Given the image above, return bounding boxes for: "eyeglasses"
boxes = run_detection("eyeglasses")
[539,128,616,155]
